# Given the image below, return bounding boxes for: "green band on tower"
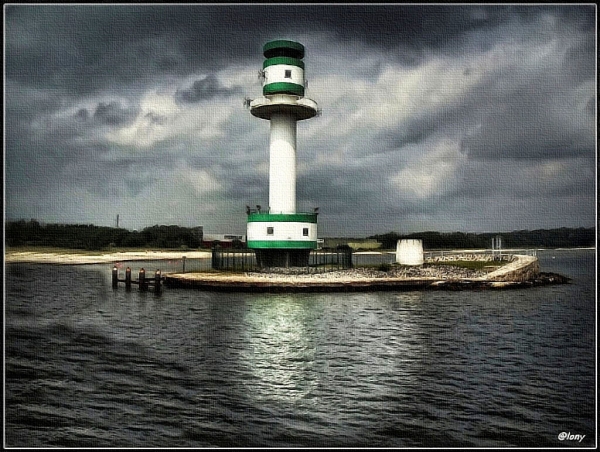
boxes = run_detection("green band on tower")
[247,213,317,223]
[247,240,317,249]
[263,82,304,96]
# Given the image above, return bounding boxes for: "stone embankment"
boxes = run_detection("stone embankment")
[164,254,568,292]
[485,255,540,283]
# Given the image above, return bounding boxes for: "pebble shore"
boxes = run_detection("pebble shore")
[246,265,488,280]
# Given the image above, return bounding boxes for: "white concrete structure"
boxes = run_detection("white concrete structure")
[269,112,297,213]
[247,218,317,243]
[247,40,319,267]
[396,239,424,266]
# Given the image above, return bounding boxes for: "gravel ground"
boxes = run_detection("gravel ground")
[246,265,487,280]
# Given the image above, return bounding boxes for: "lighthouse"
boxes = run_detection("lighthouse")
[247,40,319,268]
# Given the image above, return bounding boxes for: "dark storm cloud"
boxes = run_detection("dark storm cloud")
[7,4,577,95]
[93,102,137,126]
[461,75,595,160]
[7,6,194,93]
[562,34,595,84]
[379,106,462,150]
[75,108,89,121]
[175,75,241,104]
[376,9,596,162]
[5,5,266,95]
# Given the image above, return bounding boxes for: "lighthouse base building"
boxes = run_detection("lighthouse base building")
[247,212,318,267]
[247,40,318,268]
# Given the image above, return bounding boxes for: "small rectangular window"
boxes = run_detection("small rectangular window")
[303,228,309,237]
[284,69,292,79]
[267,227,274,235]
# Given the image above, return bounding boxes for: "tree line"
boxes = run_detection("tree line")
[369,227,596,250]
[5,220,203,250]
[4,220,595,251]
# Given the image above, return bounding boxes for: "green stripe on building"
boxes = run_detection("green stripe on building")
[263,57,304,69]
[247,240,317,249]
[263,82,304,96]
[247,213,318,223]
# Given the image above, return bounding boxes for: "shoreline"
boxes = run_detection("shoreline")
[4,247,593,266]
[4,249,212,265]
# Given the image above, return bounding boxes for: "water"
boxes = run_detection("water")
[4,249,596,447]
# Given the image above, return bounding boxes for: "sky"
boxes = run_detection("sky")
[4,4,597,237]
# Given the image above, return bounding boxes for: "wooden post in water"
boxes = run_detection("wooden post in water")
[125,267,132,290]
[182,256,186,273]
[154,269,161,294]
[139,268,146,291]
[112,266,119,288]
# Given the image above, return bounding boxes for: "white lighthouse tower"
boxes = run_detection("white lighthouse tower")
[247,40,319,268]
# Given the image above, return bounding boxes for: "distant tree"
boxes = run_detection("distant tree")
[369,227,595,250]
[6,221,593,251]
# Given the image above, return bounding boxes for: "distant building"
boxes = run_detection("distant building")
[202,233,245,249]
[322,237,382,250]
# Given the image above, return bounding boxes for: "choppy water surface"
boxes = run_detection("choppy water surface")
[5,249,596,447]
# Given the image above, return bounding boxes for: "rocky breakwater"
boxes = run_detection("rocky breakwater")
[485,255,539,282]
[163,253,569,292]
[482,254,569,288]
[164,264,491,292]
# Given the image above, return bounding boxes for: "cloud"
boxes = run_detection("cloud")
[93,101,138,126]
[176,75,241,103]
[4,5,596,235]
[104,86,239,149]
[389,138,467,200]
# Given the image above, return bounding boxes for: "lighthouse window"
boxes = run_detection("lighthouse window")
[303,228,309,236]
[267,227,274,235]
[284,69,292,79]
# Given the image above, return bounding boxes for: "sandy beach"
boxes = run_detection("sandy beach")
[4,249,212,265]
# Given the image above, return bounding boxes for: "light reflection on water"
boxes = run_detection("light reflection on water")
[241,295,321,403]
[239,293,426,407]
